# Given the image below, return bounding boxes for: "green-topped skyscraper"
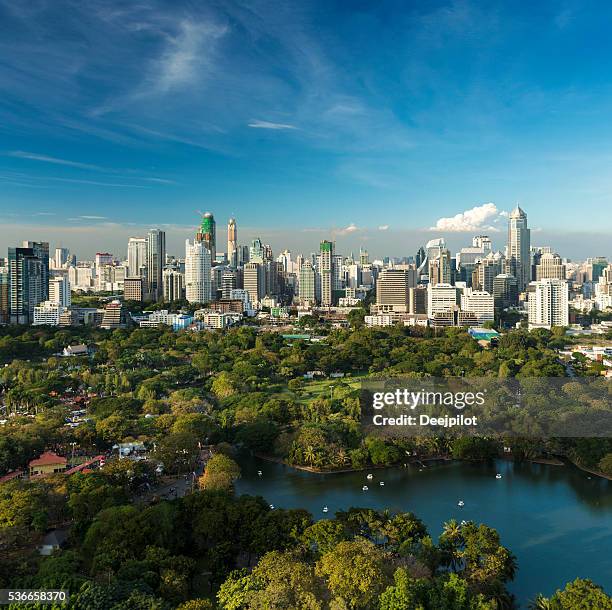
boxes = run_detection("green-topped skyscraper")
[196,212,216,263]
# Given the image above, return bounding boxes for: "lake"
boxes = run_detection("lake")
[235,456,612,607]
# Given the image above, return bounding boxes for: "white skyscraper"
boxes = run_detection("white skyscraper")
[528,278,569,329]
[49,276,71,307]
[127,237,147,278]
[427,283,459,318]
[460,289,494,324]
[507,206,531,292]
[185,239,212,304]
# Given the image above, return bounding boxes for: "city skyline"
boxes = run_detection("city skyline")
[2,0,612,251]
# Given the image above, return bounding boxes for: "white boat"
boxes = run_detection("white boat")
[379,481,385,486]
[322,506,329,513]
[496,473,502,479]
[269,504,275,509]
[460,520,467,526]
[362,485,369,491]
[257,471,263,476]
[366,473,373,480]
[457,500,465,507]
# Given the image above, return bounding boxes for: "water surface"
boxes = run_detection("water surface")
[235,457,612,606]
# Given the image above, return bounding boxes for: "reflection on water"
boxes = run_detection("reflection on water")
[235,456,612,607]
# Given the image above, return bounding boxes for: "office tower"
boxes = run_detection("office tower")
[536,252,566,281]
[244,262,264,305]
[359,248,369,266]
[163,269,185,302]
[472,235,493,253]
[460,289,495,324]
[8,247,45,324]
[415,246,426,269]
[227,218,237,266]
[587,257,608,282]
[428,249,452,286]
[185,239,212,304]
[68,263,95,292]
[124,277,144,302]
[474,251,505,294]
[146,229,166,301]
[49,276,71,307]
[23,241,49,301]
[426,237,446,262]
[409,285,428,314]
[264,260,280,297]
[236,245,249,267]
[127,237,147,277]
[507,205,531,292]
[528,278,569,329]
[196,212,216,262]
[346,263,362,289]
[95,252,114,267]
[375,269,416,312]
[427,283,459,318]
[221,269,237,299]
[298,261,316,302]
[319,240,334,306]
[53,247,70,269]
[493,273,519,309]
[249,238,265,263]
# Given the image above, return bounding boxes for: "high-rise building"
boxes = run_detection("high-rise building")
[221,269,237,299]
[493,274,519,309]
[319,240,333,307]
[375,269,416,312]
[100,300,129,329]
[528,278,569,329]
[507,205,531,292]
[227,218,237,266]
[127,237,147,277]
[49,276,71,307]
[185,239,212,304]
[472,235,493,253]
[460,289,494,324]
[124,277,144,302]
[244,262,264,305]
[359,248,369,266]
[196,212,216,262]
[8,247,45,324]
[53,247,70,269]
[0,263,9,325]
[428,249,452,286]
[146,229,166,301]
[23,241,49,301]
[473,251,505,294]
[298,261,316,303]
[249,238,264,264]
[427,283,459,319]
[163,269,185,302]
[536,252,566,281]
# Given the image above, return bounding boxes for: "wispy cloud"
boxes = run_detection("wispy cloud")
[430,203,504,232]
[334,223,360,236]
[248,120,297,130]
[378,225,389,231]
[8,151,105,171]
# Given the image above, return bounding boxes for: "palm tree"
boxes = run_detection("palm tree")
[528,594,551,610]
[304,445,317,467]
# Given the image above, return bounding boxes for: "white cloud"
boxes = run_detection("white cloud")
[430,203,504,232]
[333,223,359,236]
[378,224,389,231]
[8,151,104,171]
[248,120,297,130]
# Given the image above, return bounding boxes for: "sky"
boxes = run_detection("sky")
[1,0,612,260]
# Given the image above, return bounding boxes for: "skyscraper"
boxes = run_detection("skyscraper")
[185,239,212,304]
[146,229,166,301]
[507,205,531,292]
[319,240,333,307]
[49,276,71,307]
[8,247,45,324]
[23,241,49,301]
[53,247,70,269]
[127,237,147,277]
[528,278,569,329]
[196,212,216,262]
[227,218,237,266]
[298,261,316,303]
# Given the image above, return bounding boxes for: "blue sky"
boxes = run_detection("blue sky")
[1,0,611,259]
